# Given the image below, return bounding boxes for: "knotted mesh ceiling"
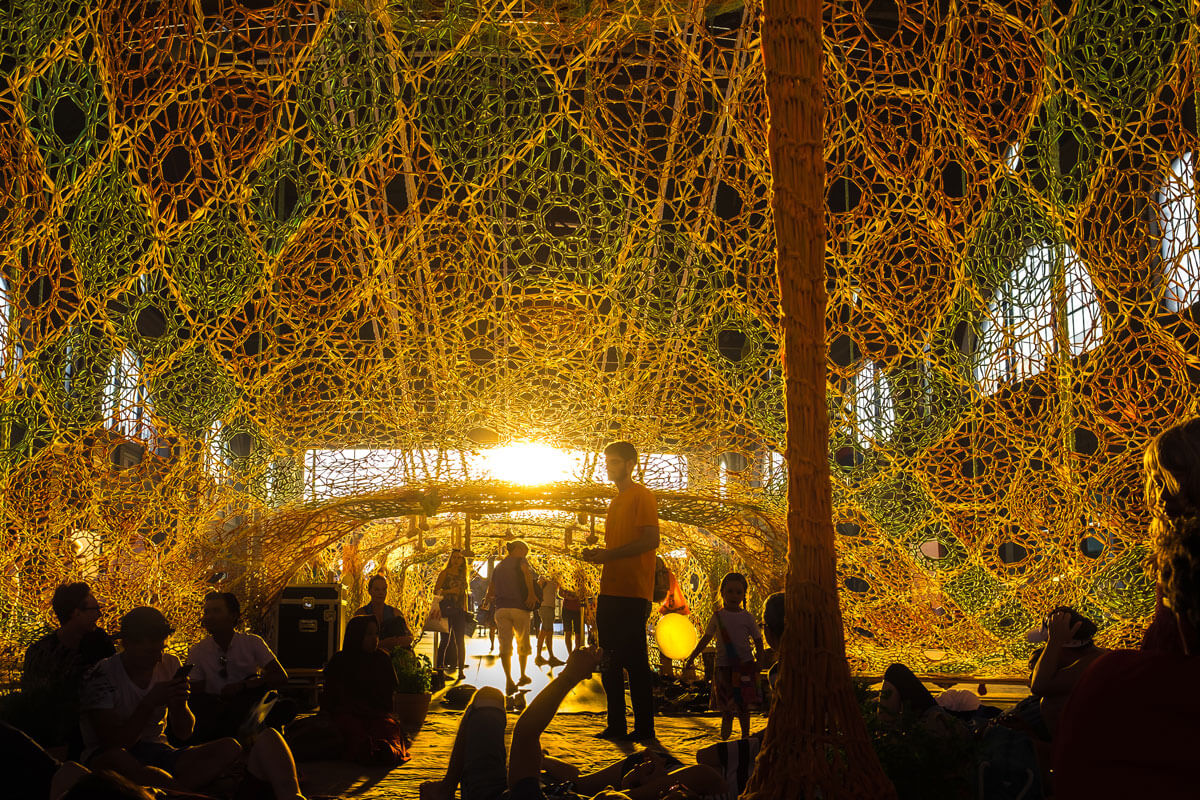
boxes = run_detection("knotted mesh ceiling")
[0,0,1197,676]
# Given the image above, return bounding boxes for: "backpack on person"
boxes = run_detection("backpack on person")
[653,556,671,603]
[516,563,540,611]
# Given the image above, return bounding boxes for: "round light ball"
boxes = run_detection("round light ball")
[655,612,699,660]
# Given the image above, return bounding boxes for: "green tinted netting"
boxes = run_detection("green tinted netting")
[0,0,1196,677]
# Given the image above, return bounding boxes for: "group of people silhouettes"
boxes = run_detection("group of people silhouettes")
[8,420,1200,799]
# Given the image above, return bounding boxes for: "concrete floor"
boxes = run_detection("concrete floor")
[298,630,741,798]
[296,630,1029,799]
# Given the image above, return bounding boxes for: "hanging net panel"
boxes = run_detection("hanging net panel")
[0,0,1197,679]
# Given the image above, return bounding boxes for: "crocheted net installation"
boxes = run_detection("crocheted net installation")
[0,0,1197,677]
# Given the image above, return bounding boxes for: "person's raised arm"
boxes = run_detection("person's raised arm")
[509,646,602,787]
[1030,610,1082,697]
[89,675,189,750]
[167,682,195,742]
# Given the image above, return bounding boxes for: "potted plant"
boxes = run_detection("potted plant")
[391,647,435,735]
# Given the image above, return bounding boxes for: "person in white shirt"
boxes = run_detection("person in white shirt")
[79,606,242,791]
[187,592,296,742]
[79,606,308,798]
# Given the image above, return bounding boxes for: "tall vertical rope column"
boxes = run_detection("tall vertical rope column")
[744,0,895,796]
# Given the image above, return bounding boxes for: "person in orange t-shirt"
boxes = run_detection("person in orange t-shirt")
[581,440,660,742]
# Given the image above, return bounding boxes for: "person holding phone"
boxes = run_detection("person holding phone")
[78,607,243,792]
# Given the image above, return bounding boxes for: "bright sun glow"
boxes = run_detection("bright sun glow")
[481,442,582,485]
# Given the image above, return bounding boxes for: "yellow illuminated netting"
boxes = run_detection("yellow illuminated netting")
[0,0,1196,678]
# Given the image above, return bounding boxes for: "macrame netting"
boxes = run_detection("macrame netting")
[0,0,1197,685]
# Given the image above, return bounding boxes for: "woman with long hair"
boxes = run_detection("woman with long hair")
[321,615,409,766]
[1053,417,1200,797]
[434,549,470,680]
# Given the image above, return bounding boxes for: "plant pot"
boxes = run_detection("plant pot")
[393,691,432,736]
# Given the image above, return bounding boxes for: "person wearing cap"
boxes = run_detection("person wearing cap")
[78,606,242,792]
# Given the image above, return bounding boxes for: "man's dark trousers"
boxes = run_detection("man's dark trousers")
[596,594,655,734]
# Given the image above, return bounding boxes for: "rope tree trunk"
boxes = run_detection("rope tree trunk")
[743,0,896,797]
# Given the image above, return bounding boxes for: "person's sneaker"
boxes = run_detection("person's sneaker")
[518,674,532,686]
[534,655,548,665]
[622,729,657,743]
[594,727,626,740]
[547,656,565,667]
[506,679,518,695]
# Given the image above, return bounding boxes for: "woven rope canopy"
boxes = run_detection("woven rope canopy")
[0,0,1197,709]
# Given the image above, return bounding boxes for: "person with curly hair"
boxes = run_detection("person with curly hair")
[1054,416,1200,798]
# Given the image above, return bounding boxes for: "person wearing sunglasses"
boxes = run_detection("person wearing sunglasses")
[20,582,115,753]
[186,592,295,743]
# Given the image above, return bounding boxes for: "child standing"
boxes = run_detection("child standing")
[683,572,764,739]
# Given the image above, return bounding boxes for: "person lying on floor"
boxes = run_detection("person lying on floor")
[420,647,725,800]
[539,746,726,800]
[2,714,305,800]
[50,732,305,800]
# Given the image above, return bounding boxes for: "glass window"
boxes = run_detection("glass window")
[206,419,227,476]
[854,360,894,443]
[975,240,1102,393]
[0,275,20,377]
[1156,152,1200,311]
[105,349,154,440]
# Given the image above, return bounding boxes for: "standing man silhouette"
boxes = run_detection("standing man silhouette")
[582,440,660,741]
[490,540,538,695]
